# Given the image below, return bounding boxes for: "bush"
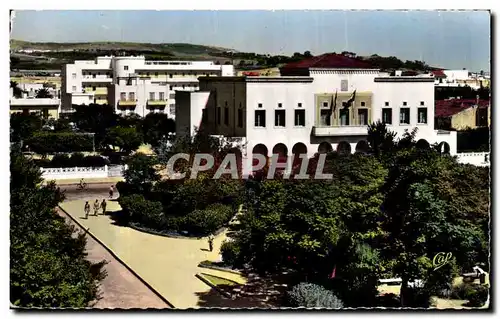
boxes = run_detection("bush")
[451,282,478,300]
[26,132,94,154]
[181,203,233,236]
[465,284,489,307]
[49,154,72,167]
[402,287,432,308]
[38,153,109,168]
[82,155,109,167]
[119,194,164,229]
[220,240,240,266]
[70,152,86,166]
[287,282,344,308]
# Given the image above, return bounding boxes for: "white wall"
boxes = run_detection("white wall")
[456,152,490,167]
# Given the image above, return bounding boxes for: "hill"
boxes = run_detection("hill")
[10,39,237,56]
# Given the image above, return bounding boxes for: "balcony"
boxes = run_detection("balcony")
[147,99,167,106]
[118,99,137,107]
[312,125,369,137]
[81,76,113,83]
[83,87,108,95]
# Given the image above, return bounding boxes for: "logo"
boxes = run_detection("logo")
[433,252,453,271]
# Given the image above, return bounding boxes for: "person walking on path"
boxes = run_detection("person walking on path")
[208,236,214,252]
[109,185,114,199]
[100,199,107,215]
[93,199,100,216]
[84,201,90,219]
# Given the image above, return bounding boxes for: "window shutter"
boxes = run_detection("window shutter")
[368,108,371,125]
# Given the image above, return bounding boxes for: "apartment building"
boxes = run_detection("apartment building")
[10,88,61,119]
[61,56,234,118]
[176,53,457,175]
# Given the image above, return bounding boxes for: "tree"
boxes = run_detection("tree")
[10,113,43,143]
[117,113,143,129]
[35,88,53,98]
[10,81,24,98]
[71,104,118,148]
[141,113,175,148]
[303,51,313,58]
[123,153,160,194]
[105,126,143,153]
[376,130,487,306]
[10,147,107,307]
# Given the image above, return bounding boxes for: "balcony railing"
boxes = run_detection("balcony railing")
[81,76,112,82]
[118,99,137,106]
[84,87,108,95]
[312,125,369,137]
[147,99,167,106]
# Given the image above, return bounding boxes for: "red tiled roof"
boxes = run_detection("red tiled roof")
[281,53,375,70]
[432,70,447,78]
[435,99,490,117]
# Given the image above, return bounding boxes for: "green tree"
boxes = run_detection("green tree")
[71,104,118,148]
[105,126,143,154]
[35,88,53,98]
[10,147,106,307]
[10,113,43,143]
[123,153,160,194]
[377,131,487,306]
[10,81,24,98]
[141,113,175,148]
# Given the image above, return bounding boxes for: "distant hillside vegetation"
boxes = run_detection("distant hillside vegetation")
[10,40,239,70]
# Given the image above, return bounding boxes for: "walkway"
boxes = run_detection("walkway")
[59,199,245,309]
[56,207,169,309]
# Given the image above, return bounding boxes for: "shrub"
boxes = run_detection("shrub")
[465,284,489,307]
[450,282,478,300]
[119,194,164,229]
[181,204,233,236]
[69,152,86,166]
[287,282,344,308]
[82,155,109,167]
[49,154,72,167]
[220,240,240,266]
[26,132,94,154]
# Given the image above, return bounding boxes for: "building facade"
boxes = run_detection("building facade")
[61,56,234,118]
[176,54,458,175]
[435,99,490,130]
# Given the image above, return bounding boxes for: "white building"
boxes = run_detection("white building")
[61,56,234,118]
[432,69,488,90]
[176,53,458,175]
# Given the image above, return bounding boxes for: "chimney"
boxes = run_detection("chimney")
[395,70,402,77]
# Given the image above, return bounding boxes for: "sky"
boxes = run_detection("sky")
[11,10,490,71]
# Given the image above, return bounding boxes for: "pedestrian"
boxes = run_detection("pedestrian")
[208,236,214,252]
[84,201,90,219]
[100,199,107,215]
[93,199,100,216]
[109,185,114,199]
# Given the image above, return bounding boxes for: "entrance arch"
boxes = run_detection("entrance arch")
[318,142,333,154]
[337,141,351,155]
[355,140,369,153]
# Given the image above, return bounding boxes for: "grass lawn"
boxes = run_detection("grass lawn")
[201,273,238,287]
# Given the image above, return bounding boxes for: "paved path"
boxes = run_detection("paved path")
[56,207,169,309]
[59,199,246,309]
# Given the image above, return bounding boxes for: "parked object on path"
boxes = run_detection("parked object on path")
[84,201,90,219]
[93,199,100,216]
[100,199,107,215]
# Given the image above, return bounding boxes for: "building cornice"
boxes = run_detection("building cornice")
[374,77,435,82]
[199,76,314,83]
[310,68,380,74]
